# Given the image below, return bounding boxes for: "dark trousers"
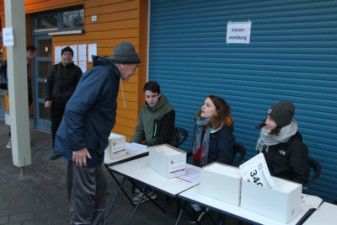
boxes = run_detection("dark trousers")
[50,102,66,150]
[66,160,107,225]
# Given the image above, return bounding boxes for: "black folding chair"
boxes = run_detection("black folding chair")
[175,127,188,147]
[303,157,322,193]
[232,143,246,167]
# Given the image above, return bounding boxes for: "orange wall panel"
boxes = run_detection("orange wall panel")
[85,19,139,32]
[85,1,138,16]
[25,0,84,13]
[85,9,138,24]
[137,0,148,111]
[52,29,139,42]
[1,0,148,139]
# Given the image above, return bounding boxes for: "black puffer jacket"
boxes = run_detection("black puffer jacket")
[263,132,310,184]
[45,62,82,103]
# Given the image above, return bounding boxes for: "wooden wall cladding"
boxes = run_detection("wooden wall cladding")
[1,0,148,140]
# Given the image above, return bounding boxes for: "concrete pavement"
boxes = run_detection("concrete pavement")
[0,119,238,225]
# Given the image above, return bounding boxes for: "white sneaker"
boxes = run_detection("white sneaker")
[132,190,157,204]
[187,208,209,224]
[6,138,12,149]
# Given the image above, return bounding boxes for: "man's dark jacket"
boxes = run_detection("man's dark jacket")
[45,62,82,103]
[54,57,120,167]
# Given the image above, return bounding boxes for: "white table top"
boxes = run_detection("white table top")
[109,156,200,196]
[179,185,311,225]
[303,202,337,225]
[104,148,148,165]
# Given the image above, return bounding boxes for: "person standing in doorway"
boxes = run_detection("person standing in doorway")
[54,42,141,225]
[45,46,82,160]
[6,45,36,148]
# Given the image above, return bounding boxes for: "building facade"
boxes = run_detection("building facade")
[1,0,336,201]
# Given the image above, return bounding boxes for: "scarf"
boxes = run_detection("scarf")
[61,59,74,67]
[256,120,298,153]
[192,116,233,166]
[192,117,211,167]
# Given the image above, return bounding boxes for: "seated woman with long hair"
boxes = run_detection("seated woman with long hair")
[188,95,235,224]
[256,101,310,184]
[192,95,235,167]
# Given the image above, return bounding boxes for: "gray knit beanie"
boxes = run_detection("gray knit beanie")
[111,42,141,64]
[267,101,295,127]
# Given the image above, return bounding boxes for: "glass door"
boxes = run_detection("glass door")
[34,35,52,131]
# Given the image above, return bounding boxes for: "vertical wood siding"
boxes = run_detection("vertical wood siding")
[1,0,148,140]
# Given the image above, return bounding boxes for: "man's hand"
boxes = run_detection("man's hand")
[45,100,52,108]
[72,147,92,167]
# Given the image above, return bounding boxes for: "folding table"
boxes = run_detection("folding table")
[177,185,315,225]
[106,156,200,225]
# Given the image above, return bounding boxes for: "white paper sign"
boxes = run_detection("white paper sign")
[70,45,78,65]
[78,44,87,72]
[54,46,62,64]
[301,193,323,209]
[126,143,148,153]
[79,61,87,73]
[3,27,14,46]
[239,153,279,190]
[78,44,87,61]
[226,21,252,44]
[88,43,97,62]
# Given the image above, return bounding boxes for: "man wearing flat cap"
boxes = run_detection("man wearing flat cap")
[54,42,140,225]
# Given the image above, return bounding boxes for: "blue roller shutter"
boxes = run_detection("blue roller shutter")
[148,0,337,201]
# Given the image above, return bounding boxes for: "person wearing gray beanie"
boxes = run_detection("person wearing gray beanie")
[255,101,310,184]
[111,42,141,82]
[54,41,140,225]
[112,41,141,64]
[267,101,295,127]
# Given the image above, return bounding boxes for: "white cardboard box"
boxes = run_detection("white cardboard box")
[240,176,302,223]
[200,162,241,206]
[149,144,186,179]
[104,132,126,160]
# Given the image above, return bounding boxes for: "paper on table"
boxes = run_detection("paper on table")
[301,193,323,209]
[126,143,148,153]
[177,167,200,183]
[239,153,279,190]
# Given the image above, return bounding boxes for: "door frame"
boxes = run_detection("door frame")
[33,35,52,132]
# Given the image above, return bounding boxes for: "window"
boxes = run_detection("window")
[33,6,84,34]
[36,14,58,30]
[63,9,84,29]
